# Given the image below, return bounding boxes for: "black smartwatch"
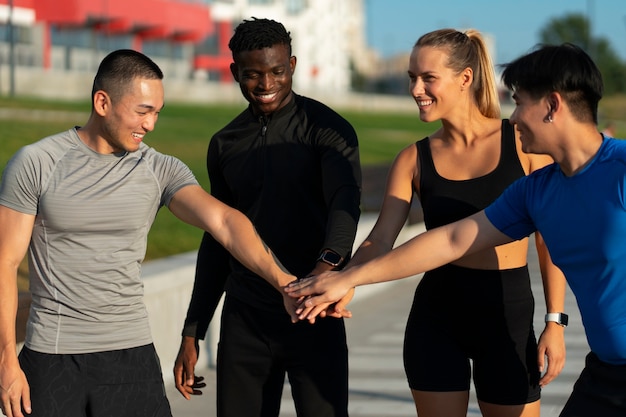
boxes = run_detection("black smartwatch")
[545,312,569,327]
[317,249,343,267]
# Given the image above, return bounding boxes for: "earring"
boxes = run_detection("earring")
[544,114,553,123]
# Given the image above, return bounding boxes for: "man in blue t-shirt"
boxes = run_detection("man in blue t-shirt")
[285,43,626,417]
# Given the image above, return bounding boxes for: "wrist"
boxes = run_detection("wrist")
[545,312,568,327]
[0,344,19,365]
[181,324,197,338]
[317,249,344,268]
[276,273,297,289]
[344,264,363,289]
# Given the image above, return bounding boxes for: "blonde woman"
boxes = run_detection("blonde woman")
[293,29,567,417]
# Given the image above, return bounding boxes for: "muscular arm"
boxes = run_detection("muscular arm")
[0,205,34,417]
[169,185,296,291]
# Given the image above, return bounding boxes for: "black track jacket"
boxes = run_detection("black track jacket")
[183,93,362,338]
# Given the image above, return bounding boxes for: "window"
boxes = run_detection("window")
[286,0,307,14]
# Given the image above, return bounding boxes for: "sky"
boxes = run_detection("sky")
[366,0,626,65]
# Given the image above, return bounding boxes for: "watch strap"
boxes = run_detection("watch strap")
[545,312,568,327]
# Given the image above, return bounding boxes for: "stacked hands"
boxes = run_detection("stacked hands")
[283,271,354,323]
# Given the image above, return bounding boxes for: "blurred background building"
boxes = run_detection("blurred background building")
[0,0,385,101]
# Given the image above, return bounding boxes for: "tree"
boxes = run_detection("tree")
[539,13,626,95]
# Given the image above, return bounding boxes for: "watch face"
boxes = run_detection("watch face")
[321,250,342,266]
[560,313,569,326]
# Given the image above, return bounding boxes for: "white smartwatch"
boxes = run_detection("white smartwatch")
[545,312,569,327]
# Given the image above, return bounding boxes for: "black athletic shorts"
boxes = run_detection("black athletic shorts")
[403,263,540,405]
[560,352,626,417]
[19,343,172,417]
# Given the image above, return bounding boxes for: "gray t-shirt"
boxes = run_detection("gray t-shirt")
[0,128,198,354]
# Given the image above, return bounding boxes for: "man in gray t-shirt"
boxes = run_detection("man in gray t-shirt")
[0,49,296,417]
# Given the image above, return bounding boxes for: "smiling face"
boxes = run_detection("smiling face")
[231,43,296,117]
[408,46,468,123]
[509,89,552,154]
[99,77,164,154]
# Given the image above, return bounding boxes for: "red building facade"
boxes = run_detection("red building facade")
[1,0,220,72]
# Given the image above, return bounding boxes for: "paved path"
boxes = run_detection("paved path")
[166,234,587,416]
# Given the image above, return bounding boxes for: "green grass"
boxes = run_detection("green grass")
[3,93,624,266]
[0,96,432,262]
[4,94,625,292]
[599,94,626,136]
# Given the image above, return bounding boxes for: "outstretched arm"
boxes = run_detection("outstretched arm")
[169,185,297,298]
[286,211,513,320]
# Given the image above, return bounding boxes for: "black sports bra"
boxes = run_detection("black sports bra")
[416,120,525,230]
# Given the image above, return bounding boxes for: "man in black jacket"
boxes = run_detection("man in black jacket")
[173,17,361,417]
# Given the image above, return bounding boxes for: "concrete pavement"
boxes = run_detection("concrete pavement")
[166,230,588,417]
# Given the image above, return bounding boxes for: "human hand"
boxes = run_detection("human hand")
[173,336,206,400]
[317,287,354,320]
[295,298,353,324]
[537,323,566,386]
[0,360,31,417]
[283,289,304,323]
[291,263,352,323]
[284,270,353,321]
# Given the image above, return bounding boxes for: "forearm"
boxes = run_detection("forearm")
[346,212,511,287]
[322,185,361,258]
[347,237,392,269]
[536,233,566,313]
[541,269,566,314]
[218,209,294,290]
[288,213,513,320]
[342,228,453,287]
[0,266,19,363]
[347,212,407,268]
[170,186,295,290]
[0,207,32,363]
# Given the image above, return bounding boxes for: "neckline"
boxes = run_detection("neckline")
[424,120,507,183]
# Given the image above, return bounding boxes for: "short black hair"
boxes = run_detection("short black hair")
[92,49,163,102]
[501,43,603,124]
[228,17,292,57]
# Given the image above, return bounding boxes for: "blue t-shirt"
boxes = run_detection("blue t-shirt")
[486,137,626,365]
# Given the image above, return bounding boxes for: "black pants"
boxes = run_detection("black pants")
[19,343,172,417]
[560,352,626,417]
[217,295,349,417]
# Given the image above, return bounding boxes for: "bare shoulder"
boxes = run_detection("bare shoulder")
[391,142,420,178]
[395,141,419,164]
